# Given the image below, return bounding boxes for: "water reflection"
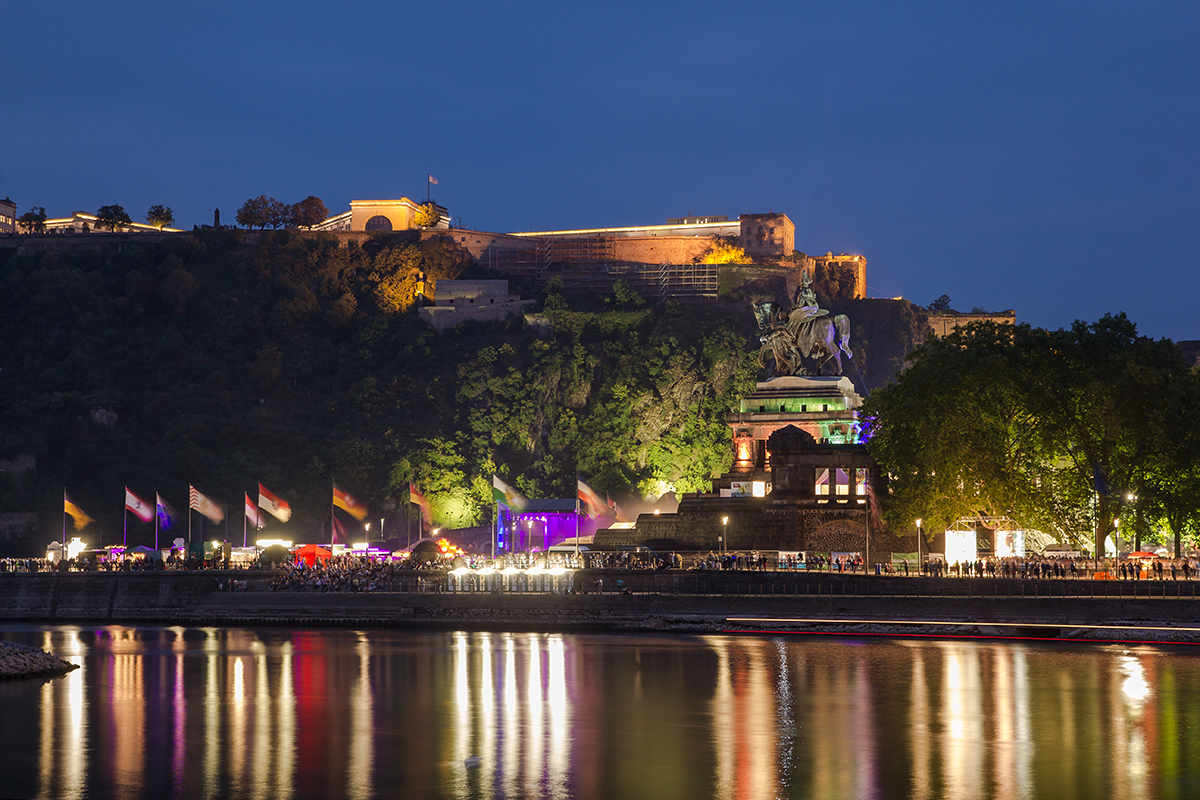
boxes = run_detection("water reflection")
[3,626,1200,799]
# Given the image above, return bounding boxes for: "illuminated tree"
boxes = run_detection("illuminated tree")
[413,202,440,229]
[865,315,1200,555]
[701,237,748,264]
[95,205,133,231]
[146,205,174,230]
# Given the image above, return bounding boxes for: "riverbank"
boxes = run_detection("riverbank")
[3,570,1200,643]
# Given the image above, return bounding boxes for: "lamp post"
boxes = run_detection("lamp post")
[722,516,728,555]
[916,519,923,575]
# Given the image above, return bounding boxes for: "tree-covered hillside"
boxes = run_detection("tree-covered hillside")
[0,232,757,552]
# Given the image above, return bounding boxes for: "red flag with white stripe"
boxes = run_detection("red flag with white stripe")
[125,487,153,523]
[258,483,291,522]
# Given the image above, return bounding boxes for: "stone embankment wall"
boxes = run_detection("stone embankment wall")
[3,572,1200,642]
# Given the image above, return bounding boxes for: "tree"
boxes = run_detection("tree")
[267,198,291,229]
[929,294,952,311]
[701,237,748,264]
[413,202,440,229]
[865,314,1200,557]
[291,196,328,229]
[236,196,270,229]
[95,205,133,232]
[17,207,47,234]
[146,205,174,230]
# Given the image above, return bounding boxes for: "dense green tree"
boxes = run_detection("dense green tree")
[266,198,291,230]
[0,232,761,549]
[865,315,1200,556]
[95,205,133,231]
[236,196,270,229]
[291,196,328,229]
[413,202,440,229]
[17,206,47,234]
[146,205,174,230]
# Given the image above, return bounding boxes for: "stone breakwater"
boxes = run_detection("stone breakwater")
[0,640,78,679]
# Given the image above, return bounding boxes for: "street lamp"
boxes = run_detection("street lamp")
[916,519,922,575]
[722,516,728,554]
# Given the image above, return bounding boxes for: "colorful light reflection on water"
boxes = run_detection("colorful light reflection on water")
[1,626,1199,799]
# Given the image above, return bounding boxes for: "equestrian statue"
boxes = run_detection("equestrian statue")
[753,271,853,377]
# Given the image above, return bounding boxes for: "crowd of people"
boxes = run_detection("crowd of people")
[267,555,405,592]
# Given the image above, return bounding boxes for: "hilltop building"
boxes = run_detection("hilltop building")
[312,198,449,232]
[36,211,183,234]
[0,198,16,234]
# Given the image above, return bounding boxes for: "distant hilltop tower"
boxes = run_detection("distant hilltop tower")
[214,208,220,228]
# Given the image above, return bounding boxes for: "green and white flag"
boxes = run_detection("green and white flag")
[492,475,526,511]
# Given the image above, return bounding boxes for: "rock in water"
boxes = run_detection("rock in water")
[0,640,79,680]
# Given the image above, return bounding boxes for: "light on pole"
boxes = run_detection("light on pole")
[721,516,728,554]
[916,519,923,574]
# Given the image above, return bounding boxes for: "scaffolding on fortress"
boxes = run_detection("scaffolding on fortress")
[487,240,717,299]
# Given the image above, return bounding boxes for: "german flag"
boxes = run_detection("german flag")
[333,483,368,521]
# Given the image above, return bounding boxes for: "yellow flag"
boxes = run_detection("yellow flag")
[64,494,94,530]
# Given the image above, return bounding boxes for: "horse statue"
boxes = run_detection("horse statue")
[753,299,853,377]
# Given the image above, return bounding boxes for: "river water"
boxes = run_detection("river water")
[1,625,1198,800]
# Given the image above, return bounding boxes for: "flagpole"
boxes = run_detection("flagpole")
[123,498,128,551]
[155,493,159,551]
[243,496,247,549]
[331,477,335,550]
[491,503,496,562]
[62,488,66,548]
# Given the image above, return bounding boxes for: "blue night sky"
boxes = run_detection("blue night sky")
[4,1,1197,339]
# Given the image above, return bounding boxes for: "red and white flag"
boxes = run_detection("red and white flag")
[125,487,153,523]
[189,485,225,523]
[258,483,291,522]
[428,174,438,185]
[245,493,263,528]
[577,478,606,519]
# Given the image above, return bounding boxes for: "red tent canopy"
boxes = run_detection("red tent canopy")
[294,544,332,567]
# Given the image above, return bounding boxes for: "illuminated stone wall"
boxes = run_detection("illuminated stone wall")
[926,310,1017,337]
[737,213,795,262]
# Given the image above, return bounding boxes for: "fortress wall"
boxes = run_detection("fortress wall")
[609,236,712,264]
[927,311,1017,337]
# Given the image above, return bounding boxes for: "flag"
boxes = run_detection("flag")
[156,494,176,530]
[258,483,291,522]
[491,475,526,511]
[428,174,438,185]
[333,483,368,521]
[409,483,431,530]
[332,516,347,544]
[244,493,262,528]
[64,494,93,530]
[189,485,225,524]
[125,487,153,523]
[577,478,606,519]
